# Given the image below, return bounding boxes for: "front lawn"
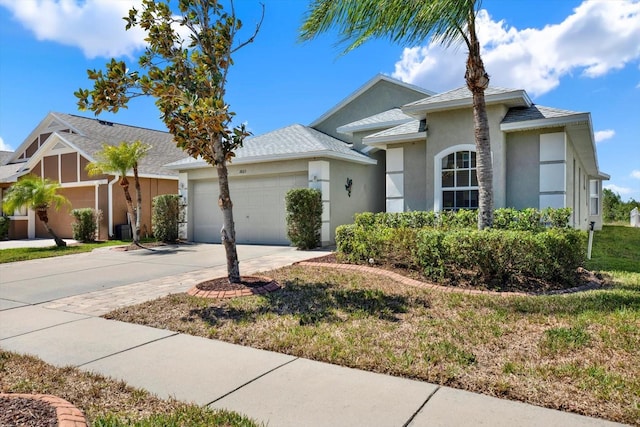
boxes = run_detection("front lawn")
[105,225,640,425]
[0,239,153,263]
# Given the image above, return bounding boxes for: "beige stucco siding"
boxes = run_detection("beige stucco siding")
[402,141,427,211]
[505,130,540,209]
[315,80,430,150]
[329,158,382,241]
[424,105,507,210]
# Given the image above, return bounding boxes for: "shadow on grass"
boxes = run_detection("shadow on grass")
[190,279,430,326]
[490,288,640,316]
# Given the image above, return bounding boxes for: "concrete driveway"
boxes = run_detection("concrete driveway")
[0,243,315,306]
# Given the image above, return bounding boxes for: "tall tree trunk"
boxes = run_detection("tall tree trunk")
[213,135,241,283]
[133,164,142,244]
[119,176,137,242]
[36,208,66,247]
[465,14,494,230]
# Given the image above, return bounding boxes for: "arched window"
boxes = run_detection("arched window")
[435,145,478,211]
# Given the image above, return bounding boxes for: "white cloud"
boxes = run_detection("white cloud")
[604,184,634,195]
[0,136,13,152]
[594,129,615,143]
[392,1,640,95]
[0,0,147,58]
[631,170,640,179]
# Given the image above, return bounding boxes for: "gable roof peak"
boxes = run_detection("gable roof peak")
[403,85,532,116]
[309,74,436,128]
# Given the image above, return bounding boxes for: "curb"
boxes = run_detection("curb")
[0,393,87,426]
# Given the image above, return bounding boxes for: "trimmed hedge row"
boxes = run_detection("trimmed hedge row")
[353,207,572,231]
[336,208,584,289]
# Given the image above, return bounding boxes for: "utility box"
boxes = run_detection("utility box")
[631,207,640,228]
[115,224,132,240]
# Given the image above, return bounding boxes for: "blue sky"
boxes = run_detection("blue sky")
[1,0,639,201]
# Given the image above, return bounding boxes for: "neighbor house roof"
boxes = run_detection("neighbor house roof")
[167,123,376,170]
[4,112,187,182]
[336,108,413,135]
[403,86,531,116]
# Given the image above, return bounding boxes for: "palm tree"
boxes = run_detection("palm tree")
[2,175,70,247]
[86,140,150,245]
[301,0,494,229]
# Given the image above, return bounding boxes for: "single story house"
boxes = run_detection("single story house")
[0,112,186,240]
[169,74,609,245]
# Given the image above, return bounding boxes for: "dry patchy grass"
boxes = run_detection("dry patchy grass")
[105,265,640,425]
[0,351,259,426]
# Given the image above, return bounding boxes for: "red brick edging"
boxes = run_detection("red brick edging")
[296,262,604,297]
[0,393,87,427]
[187,276,280,299]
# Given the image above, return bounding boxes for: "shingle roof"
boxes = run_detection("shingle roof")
[336,108,413,134]
[403,86,531,113]
[48,113,187,177]
[366,119,426,139]
[501,105,585,124]
[168,124,375,168]
[0,151,13,166]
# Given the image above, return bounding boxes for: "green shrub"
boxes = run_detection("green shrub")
[152,194,182,243]
[542,207,572,228]
[335,224,392,263]
[0,216,9,240]
[71,208,102,242]
[285,188,322,249]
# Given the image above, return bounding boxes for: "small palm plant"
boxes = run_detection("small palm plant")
[86,140,150,246]
[2,175,70,247]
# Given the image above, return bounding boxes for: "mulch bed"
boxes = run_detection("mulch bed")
[302,253,606,295]
[0,397,57,427]
[187,276,281,299]
[197,276,275,292]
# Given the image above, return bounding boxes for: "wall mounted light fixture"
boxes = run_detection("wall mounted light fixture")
[345,178,353,197]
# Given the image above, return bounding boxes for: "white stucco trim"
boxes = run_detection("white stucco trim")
[364,131,427,147]
[107,175,119,238]
[59,180,108,188]
[308,160,331,245]
[433,144,476,212]
[386,147,404,213]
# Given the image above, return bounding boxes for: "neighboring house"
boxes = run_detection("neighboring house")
[170,74,609,246]
[0,112,187,240]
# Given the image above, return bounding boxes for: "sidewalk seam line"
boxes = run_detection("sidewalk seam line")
[0,316,91,341]
[402,385,440,427]
[205,357,300,406]
[77,332,180,368]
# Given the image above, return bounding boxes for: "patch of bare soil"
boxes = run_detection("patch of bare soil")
[0,396,57,427]
[304,253,606,294]
[196,276,274,292]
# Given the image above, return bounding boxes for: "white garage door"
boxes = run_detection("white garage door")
[191,174,308,245]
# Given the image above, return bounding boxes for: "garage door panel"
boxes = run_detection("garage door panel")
[191,174,306,245]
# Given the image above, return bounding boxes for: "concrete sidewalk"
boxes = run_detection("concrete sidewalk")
[0,245,626,426]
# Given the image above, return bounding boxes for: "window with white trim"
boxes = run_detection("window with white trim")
[589,180,599,215]
[441,150,478,210]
